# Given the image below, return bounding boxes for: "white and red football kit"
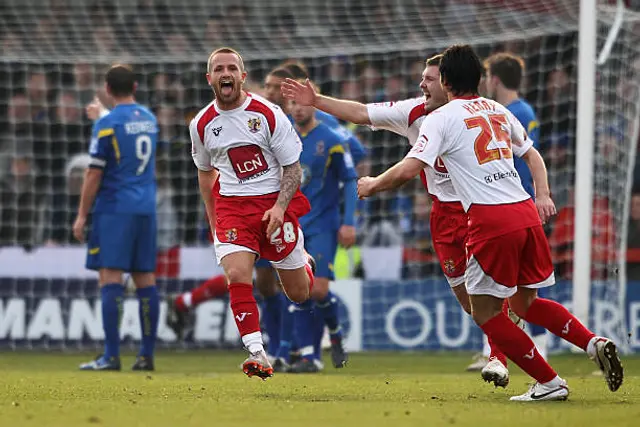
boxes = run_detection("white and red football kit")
[367,98,466,286]
[407,96,555,298]
[190,92,311,268]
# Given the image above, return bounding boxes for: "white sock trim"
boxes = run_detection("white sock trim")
[182,292,193,308]
[242,331,264,354]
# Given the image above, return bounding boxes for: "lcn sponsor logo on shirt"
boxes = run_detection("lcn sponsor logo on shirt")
[227,145,269,182]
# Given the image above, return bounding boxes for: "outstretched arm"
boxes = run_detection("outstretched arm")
[281,78,371,125]
[357,158,426,199]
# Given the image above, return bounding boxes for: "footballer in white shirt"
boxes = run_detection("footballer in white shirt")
[356,44,622,402]
[282,53,516,385]
[191,47,316,380]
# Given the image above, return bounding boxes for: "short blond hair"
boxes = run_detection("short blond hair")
[207,47,245,73]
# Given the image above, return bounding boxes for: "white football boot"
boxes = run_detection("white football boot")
[510,377,569,402]
[588,337,624,392]
[481,357,510,388]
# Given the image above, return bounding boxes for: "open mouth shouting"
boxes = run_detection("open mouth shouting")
[219,79,234,97]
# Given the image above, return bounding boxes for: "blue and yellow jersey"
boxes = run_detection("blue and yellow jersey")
[315,110,367,166]
[507,99,539,199]
[89,103,158,214]
[299,122,358,236]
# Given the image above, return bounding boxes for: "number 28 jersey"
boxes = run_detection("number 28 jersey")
[89,103,157,214]
[407,96,533,211]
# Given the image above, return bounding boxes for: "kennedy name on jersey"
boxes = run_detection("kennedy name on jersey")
[124,120,158,134]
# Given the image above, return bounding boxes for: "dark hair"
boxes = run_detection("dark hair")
[425,53,442,67]
[268,67,294,80]
[105,64,136,97]
[439,44,483,96]
[484,52,524,91]
[281,60,309,79]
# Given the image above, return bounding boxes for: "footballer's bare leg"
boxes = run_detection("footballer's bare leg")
[255,265,280,297]
[221,251,273,379]
[509,288,623,392]
[276,265,312,304]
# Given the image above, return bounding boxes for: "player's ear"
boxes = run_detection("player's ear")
[241,70,248,83]
[205,73,213,86]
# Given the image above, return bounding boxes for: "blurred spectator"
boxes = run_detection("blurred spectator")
[155,147,180,277]
[360,65,385,103]
[203,13,228,46]
[155,105,199,244]
[92,24,120,56]
[0,154,43,248]
[150,72,184,107]
[45,154,90,246]
[166,32,190,56]
[7,92,31,125]
[89,0,118,28]
[627,191,640,280]
[340,79,362,102]
[384,75,406,101]
[74,63,98,107]
[1,31,24,56]
[50,90,89,190]
[548,188,616,280]
[26,71,49,122]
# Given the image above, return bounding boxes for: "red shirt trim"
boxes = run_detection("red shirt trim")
[452,95,480,101]
[197,103,219,142]
[245,98,276,135]
[408,103,427,127]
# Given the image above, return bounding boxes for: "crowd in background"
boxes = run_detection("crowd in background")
[1,0,640,280]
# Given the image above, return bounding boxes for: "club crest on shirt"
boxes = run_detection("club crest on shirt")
[315,141,325,156]
[225,228,238,242]
[443,259,456,275]
[247,117,261,133]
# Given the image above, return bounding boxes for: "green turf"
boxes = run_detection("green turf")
[0,351,638,427]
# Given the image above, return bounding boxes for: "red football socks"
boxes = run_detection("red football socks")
[486,300,510,366]
[481,312,557,384]
[175,274,228,312]
[523,298,595,351]
[228,282,261,337]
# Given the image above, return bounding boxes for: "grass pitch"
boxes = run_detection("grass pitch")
[0,351,638,427]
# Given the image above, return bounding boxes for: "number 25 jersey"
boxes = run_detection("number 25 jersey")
[408,96,534,211]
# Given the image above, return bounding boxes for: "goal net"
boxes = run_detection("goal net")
[0,0,638,353]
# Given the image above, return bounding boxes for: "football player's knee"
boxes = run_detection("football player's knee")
[508,290,536,319]
[285,284,309,304]
[224,264,254,284]
[311,278,329,301]
[452,285,471,314]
